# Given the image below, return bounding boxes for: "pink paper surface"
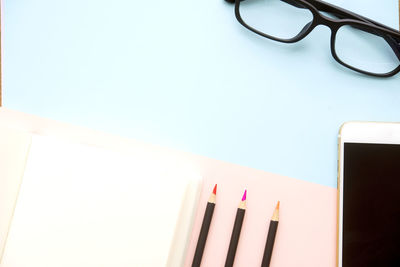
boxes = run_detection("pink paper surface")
[184,167,337,267]
[0,108,337,267]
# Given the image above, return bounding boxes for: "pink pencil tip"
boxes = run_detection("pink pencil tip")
[212,184,217,195]
[241,189,247,201]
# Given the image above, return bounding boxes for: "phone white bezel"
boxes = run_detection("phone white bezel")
[337,121,400,267]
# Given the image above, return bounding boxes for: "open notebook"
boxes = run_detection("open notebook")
[0,130,201,267]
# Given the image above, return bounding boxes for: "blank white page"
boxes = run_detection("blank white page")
[1,135,200,267]
[0,127,31,260]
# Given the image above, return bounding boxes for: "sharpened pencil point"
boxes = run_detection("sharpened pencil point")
[213,184,217,195]
[271,201,280,221]
[242,190,247,201]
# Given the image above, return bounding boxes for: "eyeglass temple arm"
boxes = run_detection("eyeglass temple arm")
[281,0,399,35]
[234,0,397,38]
[281,0,400,58]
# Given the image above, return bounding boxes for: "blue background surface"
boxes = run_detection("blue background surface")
[3,0,400,187]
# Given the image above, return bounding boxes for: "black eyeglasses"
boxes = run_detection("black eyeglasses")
[226,0,400,77]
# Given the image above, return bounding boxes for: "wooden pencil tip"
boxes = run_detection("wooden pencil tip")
[213,184,217,195]
[271,201,280,221]
[242,189,247,201]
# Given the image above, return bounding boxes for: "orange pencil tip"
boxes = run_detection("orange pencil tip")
[212,184,217,195]
[276,201,280,210]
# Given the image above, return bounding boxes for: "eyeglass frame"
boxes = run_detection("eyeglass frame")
[226,0,400,77]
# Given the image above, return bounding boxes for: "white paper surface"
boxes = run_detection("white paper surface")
[1,135,199,267]
[0,127,31,260]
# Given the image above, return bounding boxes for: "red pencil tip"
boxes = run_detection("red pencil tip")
[212,184,217,195]
[241,189,247,201]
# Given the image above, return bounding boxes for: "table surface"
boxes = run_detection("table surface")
[3,0,400,187]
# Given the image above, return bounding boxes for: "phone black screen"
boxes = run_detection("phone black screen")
[343,143,400,267]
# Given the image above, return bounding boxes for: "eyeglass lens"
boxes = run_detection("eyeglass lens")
[335,25,400,75]
[239,0,313,40]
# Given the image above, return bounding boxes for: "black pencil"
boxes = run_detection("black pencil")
[191,184,217,267]
[224,189,247,267]
[261,201,280,267]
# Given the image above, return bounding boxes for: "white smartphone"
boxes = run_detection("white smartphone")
[337,122,400,267]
